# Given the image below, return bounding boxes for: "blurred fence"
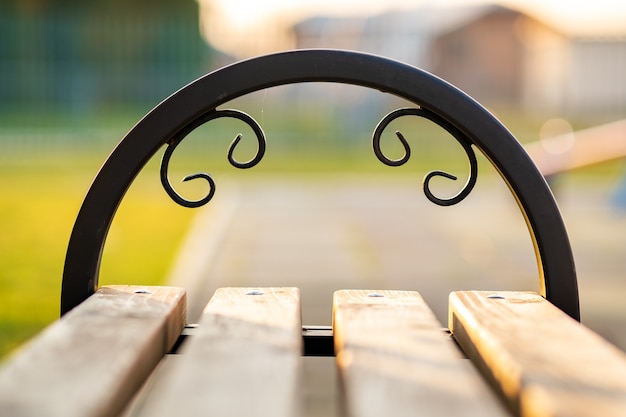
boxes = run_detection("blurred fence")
[0,7,217,115]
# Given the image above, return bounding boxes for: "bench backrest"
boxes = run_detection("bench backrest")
[61,49,579,319]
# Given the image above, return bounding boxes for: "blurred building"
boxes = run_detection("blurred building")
[292,4,626,117]
[566,38,626,115]
[429,6,567,112]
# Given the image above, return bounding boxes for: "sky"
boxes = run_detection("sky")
[199,0,626,57]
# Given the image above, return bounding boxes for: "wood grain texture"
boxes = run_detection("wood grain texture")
[134,287,303,417]
[0,285,186,417]
[449,291,626,417]
[333,290,508,417]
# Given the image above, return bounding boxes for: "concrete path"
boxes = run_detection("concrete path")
[163,173,626,416]
[167,173,626,338]
[167,174,626,349]
[165,171,626,344]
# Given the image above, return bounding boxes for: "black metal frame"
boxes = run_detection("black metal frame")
[61,49,579,320]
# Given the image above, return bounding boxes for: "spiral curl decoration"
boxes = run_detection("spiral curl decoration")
[160,109,266,208]
[373,107,478,206]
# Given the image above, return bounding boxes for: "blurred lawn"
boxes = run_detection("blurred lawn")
[0,154,196,359]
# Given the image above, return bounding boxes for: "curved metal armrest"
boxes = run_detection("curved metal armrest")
[61,49,579,319]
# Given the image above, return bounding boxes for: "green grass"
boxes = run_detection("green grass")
[0,154,196,359]
[0,175,74,356]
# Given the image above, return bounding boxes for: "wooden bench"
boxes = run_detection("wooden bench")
[2,49,625,416]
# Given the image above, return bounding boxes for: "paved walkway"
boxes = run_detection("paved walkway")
[164,174,626,416]
[167,174,626,349]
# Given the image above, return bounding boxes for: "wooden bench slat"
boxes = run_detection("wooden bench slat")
[333,290,508,417]
[134,287,303,417]
[0,285,186,417]
[449,291,626,417]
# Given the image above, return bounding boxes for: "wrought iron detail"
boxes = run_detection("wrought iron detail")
[373,107,478,206]
[62,50,579,321]
[160,109,266,208]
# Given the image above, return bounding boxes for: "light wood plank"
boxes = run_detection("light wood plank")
[449,291,626,417]
[134,287,303,417]
[0,285,186,417]
[333,290,508,417]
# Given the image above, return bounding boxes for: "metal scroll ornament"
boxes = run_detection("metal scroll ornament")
[160,109,266,208]
[373,108,478,206]
[161,107,476,208]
